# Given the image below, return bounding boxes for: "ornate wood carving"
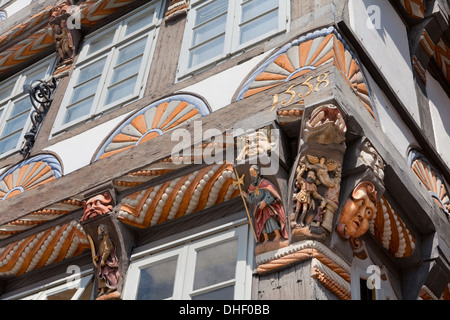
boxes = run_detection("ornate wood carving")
[290,104,347,243]
[80,189,135,300]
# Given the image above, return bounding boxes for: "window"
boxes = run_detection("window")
[178,0,289,78]
[2,272,94,300]
[123,222,253,300]
[0,56,55,157]
[53,1,163,133]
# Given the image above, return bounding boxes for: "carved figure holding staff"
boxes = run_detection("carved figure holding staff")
[240,165,288,243]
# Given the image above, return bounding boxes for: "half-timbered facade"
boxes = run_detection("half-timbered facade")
[0,0,448,300]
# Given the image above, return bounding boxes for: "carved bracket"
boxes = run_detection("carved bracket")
[80,188,134,300]
[289,104,347,243]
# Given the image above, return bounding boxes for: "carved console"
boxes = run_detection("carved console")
[79,186,135,300]
[335,137,386,258]
[289,104,347,243]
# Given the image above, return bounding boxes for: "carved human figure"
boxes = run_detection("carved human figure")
[336,182,377,241]
[93,224,120,298]
[81,192,114,222]
[241,165,288,243]
[52,19,74,63]
[293,170,325,227]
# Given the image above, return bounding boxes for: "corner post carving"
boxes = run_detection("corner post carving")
[80,187,135,300]
[290,104,347,243]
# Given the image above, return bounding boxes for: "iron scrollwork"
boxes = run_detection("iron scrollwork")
[20,78,57,158]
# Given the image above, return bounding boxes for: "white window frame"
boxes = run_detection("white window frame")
[2,270,94,300]
[0,55,56,158]
[123,219,254,300]
[52,0,164,135]
[177,0,290,79]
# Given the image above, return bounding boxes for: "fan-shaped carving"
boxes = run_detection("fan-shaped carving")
[409,150,450,216]
[0,154,62,201]
[236,27,375,118]
[94,94,210,161]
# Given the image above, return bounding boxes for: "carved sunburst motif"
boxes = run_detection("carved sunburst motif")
[94,94,210,161]
[409,151,450,216]
[0,154,62,201]
[236,27,376,118]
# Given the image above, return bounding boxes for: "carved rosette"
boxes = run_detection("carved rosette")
[289,104,347,243]
[80,189,134,300]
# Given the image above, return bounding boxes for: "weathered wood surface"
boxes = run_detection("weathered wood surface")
[0,65,336,227]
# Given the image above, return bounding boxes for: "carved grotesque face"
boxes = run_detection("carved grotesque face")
[237,131,272,160]
[337,182,377,240]
[83,194,113,219]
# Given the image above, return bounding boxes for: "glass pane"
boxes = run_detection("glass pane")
[110,55,142,85]
[88,31,115,55]
[126,12,155,36]
[71,77,101,103]
[46,289,77,300]
[189,34,225,68]
[195,0,228,25]
[191,285,234,300]
[193,239,238,290]
[192,14,226,47]
[78,280,94,300]
[241,0,278,23]
[63,97,94,124]
[3,113,28,137]
[105,75,138,105]
[240,9,278,45]
[136,256,178,300]
[0,131,21,154]
[10,98,30,118]
[78,58,106,84]
[116,37,147,65]
[0,83,14,102]
[24,66,48,87]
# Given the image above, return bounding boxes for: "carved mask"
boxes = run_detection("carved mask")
[336,182,377,240]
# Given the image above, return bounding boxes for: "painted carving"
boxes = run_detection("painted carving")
[336,182,377,249]
[359,140,385,182]
[49,1,74,65]
[241,165,288,244]
[304,105,347,145]
[236,128,274,161]
[88,224,120,300]
[81,192,114,222]
[292,156,342,233]
[290,104,347,242]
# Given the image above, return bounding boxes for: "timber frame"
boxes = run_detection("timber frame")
[0,0,449,300]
